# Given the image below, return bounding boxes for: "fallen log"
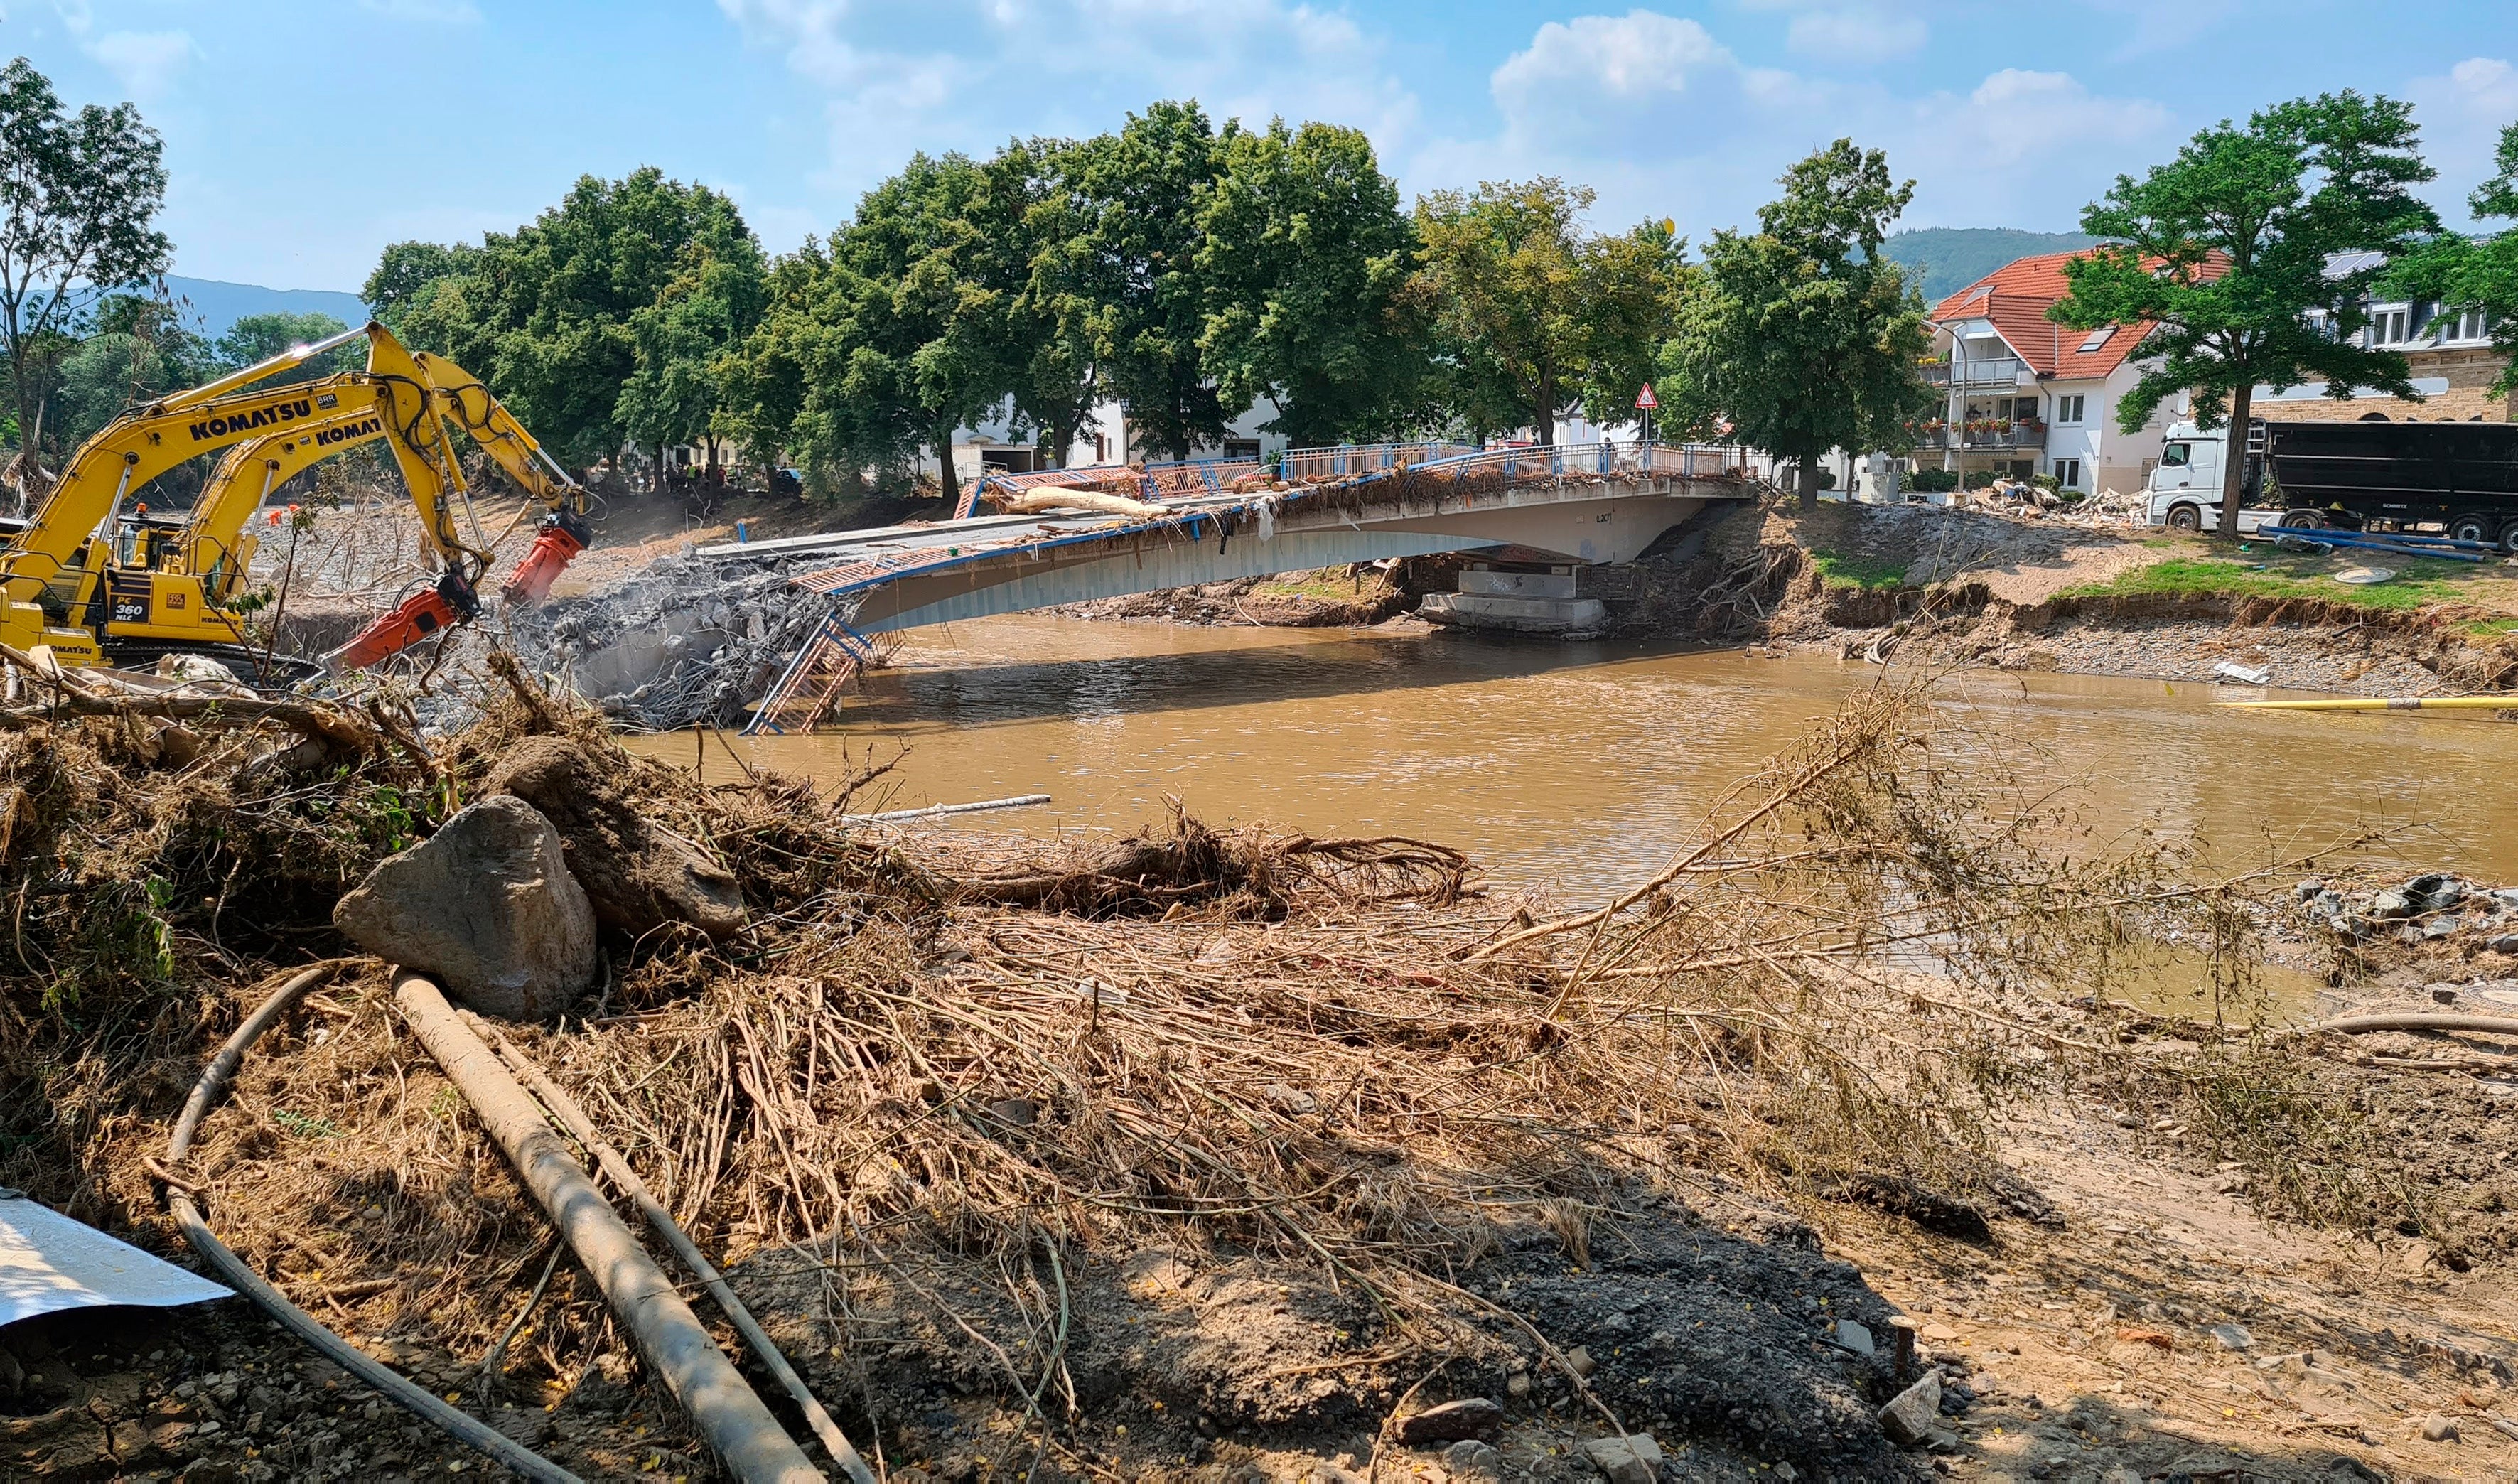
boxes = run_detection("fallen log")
[0,640,378,751]
[2281,1011,2518,1039]
[394,971,823,1483]
[984,487,1167,519]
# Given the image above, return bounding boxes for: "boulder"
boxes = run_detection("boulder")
[333,795,597,1020]
[483,736,746,941]
[1878,1371,1943,1446]
[1579,1434,1663,1484]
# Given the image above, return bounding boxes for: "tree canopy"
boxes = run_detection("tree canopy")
[214,311,357,382]
[1410,178,1674,447]
[2050,92,2439,534]
[2385,119,2518,401]
[0,55,170,497]
[1195,119,1421,446]
[1662,141,1932,505]
[370,167,763,468]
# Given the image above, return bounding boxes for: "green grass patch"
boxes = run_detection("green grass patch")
[1252,569,1379,603]
[2059,550,2513,611]
[1809,549,1909,590]
[2465,616,2518,637]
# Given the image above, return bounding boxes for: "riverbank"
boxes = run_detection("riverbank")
[15,658,2518,1480]
[1019,494,2518,701]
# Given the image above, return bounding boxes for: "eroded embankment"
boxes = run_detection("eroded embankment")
[1632,498,2518,697]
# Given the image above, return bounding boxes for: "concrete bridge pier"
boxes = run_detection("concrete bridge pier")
[1420,567,1614,637]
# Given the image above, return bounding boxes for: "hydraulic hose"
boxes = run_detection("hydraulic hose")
[161,963,582,1484]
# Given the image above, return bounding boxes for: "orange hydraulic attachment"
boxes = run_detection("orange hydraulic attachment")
[501,510,593,606]
[327,569,483,672]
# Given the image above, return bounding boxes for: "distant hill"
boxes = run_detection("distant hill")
[1879,228,2103,304]
[161,276,369,341]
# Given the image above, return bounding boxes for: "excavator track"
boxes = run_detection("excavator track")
[101,640,325,689]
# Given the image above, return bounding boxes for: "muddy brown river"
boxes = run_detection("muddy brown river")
[679,613,2518,911]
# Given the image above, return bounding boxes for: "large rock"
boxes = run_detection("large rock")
[333,795,597,1020]
[1392,1397,1502,1444]
[1878,1371,1943,1446]
[1579,1434,1664,1484]
[484,736,746,941]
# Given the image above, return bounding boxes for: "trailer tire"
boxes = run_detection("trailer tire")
[2500,517,2518,556]
[2281,508,2325,529]
[2167,502,2202,532]
[2450,514,2495,545]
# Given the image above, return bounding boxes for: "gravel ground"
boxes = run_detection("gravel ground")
[1969,617,2456,697]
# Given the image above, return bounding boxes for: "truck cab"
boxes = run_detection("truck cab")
[2145,421,2281,534]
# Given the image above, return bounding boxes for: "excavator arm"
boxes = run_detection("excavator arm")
[185,404,392,603]
[3,321,591,670]
[409,350,589,606]
[179,347,588,608]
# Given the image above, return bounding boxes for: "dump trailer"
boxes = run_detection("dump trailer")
[2265,420,2518,550]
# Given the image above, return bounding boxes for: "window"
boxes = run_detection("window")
[2369,307,2411,346]
[2056,394,2086,424]
[2053,457,2083,489]
[2161,442,2190,468]
[2448,306,2494,343]
[2077,325,2115,353]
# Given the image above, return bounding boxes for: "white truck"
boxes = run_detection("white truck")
[2143,421,2283,534]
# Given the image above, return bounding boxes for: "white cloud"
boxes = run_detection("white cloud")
[2411,56,2518,225]
[1785,6,1927,63]
[82,30,192,97]
[717,0,1421,217]
[1426,11,2173,241]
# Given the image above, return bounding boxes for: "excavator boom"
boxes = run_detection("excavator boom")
[0,321,588,673]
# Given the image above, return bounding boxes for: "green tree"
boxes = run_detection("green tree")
[50,293,212,451]
[994,136,1103,468]
[1662,141,1932,507]
[377,168,759,468]
[1572,220,1689,430]
[721,154,1013,506]
[1409,179,1588,446]
[2385,119,2518,399]
[214,311,357,382]
[0,56,170,496]
[2050,92,2440,535]
[1409,178,1678,446]
[1195,118,1421,446]
[362,240,474,332]
[618,236,767,480]
[1040,102,1233,461]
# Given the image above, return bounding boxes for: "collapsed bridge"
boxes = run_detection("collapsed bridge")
[716,440,1751,733]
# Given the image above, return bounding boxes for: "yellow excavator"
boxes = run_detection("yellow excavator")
[0,321,590,677]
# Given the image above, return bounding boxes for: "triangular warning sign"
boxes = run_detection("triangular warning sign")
[1635,382,1658,410]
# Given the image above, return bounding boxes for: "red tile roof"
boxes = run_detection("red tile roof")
[1928,249,2227,381]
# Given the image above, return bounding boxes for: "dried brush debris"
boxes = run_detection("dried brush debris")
[3,655,2352,1473]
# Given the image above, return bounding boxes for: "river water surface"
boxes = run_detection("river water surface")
[687,613,2518,908]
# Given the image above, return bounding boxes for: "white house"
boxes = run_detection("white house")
[1921,251,2218,496]
[935,397,1291,489]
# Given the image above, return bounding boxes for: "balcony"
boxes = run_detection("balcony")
[1921,355,2027,388]
[1912,421,2046,451]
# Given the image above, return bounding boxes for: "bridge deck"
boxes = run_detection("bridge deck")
[718,440,1750,733]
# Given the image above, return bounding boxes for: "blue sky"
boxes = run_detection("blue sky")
[6,1,2515,293]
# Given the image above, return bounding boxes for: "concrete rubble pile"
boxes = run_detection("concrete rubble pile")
[505,549,839,731]
[2292,871,2518,949]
